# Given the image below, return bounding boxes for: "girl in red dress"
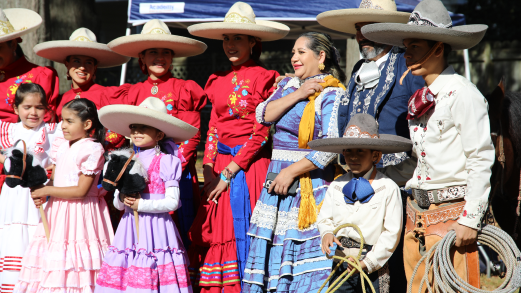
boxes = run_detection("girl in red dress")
[186,3,289,292]
[107,19,208,247]
[33,27,131,151]
[0,8,59,123]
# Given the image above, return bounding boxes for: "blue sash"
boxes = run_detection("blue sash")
[217,141,251,283]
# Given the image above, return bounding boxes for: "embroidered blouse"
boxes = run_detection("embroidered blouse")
[113,73,207,170]
[256,75,346,169]
[385,66,495,229]
[202,59,278,169]
[59,82,132,150]
[317,168,403,274]
[0,56,59,122]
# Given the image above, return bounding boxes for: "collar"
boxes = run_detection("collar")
[374,51,390,71]
[358,166,375,180]
[147,71,172,85]
[231,59,256,71]
[1,55,28,72]
[304,73,329,81]
[71,80,94,93]
[428,66,456,96]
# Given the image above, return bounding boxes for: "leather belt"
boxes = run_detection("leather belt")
[339,237,373,251]
[412,185,467,209]
[405,197,465,238]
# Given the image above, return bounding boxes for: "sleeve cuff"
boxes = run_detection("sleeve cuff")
[165,180,179,188]
[362,255,379,274]
[305,151,337,169]
[457,200,488,230]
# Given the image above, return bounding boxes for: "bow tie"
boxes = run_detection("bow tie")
[342,168,377,204]
[355,61,380,91]
[407,87,435,120]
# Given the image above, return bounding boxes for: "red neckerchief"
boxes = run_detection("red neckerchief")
[406,86,435,120]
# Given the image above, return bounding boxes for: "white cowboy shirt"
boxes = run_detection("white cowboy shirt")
[317,167,403,274]
[385,66,494,230]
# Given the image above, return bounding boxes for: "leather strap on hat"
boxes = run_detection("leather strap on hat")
[399,41,444,85]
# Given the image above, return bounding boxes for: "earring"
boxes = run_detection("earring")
[318,63,325,71]
[250,47,253,56]
[154,144,161,156]
[141,64,146,72]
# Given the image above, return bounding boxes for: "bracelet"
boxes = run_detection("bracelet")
[220,172,229,183]
[224,167,236,178]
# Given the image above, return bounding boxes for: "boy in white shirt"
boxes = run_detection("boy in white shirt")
[309,113,412,293]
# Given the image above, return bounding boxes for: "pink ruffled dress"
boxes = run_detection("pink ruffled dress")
[14,138,114,293]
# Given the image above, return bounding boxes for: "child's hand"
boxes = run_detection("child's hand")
[345,257,367,274]
[124,196,140,211]
[321,233,342,255]
[31,186,49,209]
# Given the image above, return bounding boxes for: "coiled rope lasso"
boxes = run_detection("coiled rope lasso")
[409,224,521,293]
[318,223,376,293]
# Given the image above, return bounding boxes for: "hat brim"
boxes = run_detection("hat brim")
[361,23,488,51]
[188,20,289,41]
[307,134,412,154]
[33,41,130,68]
[107,34,207,58]
[0,8,42,43]
[98,105,198,142]
[317,9,411,35]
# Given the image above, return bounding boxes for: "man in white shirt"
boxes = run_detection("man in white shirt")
[309,113,412,292]
[361,0,493,291]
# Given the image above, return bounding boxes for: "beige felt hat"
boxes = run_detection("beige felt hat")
[0,8,42,43]
[361,0,487,50]
[99,97,198,142]
[108,19,207,58]
[33,28,130,68]
[308,114,412,154]
[188,2,289,41]
[316,0,410,35]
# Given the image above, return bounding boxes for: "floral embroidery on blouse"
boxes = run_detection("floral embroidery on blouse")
[177,139,189,154]
[228,72,251,119]
[235,123,269,163]
[205,126,218,162]
[6,74,33,105]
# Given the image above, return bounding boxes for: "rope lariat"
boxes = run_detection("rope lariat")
[409,225,521,293]
[318,223,376,293]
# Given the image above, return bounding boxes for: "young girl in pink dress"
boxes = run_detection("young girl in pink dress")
[14,98,114,293]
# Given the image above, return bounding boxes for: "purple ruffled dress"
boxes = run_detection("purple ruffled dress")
[95,148,192,293]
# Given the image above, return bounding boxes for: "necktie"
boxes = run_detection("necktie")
[406,86,435,120]
[355,61,380,91]
[342,168,377,204]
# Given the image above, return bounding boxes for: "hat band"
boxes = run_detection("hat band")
[359,0,383,10]
[71,35,93,42]
[343,125,379,139]
[0,19,16,36]
[223,12,255,24]
[407,11,452,28]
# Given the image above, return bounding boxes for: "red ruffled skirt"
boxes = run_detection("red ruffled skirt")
[188,149,270,293]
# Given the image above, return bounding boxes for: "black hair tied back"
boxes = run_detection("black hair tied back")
[299,32,347,83]
[63,98,105,144]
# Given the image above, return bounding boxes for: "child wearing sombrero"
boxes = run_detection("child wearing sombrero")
[95,97,198,293]
[311,114,412,293]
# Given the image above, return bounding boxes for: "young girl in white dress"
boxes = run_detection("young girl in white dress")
[0,83,61,293]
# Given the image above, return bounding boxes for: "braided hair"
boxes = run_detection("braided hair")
[299,32,346,83]
[63,98,105,143]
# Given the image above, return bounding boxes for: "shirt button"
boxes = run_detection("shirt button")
[357,109,361,112]
[358,102,362,106]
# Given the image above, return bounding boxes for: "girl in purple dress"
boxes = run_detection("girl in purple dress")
[94,97,199,293]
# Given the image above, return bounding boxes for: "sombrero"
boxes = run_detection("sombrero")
[316,0,410,35]
[99,97,198,142]
[0,8,42,43]
[307,114,412,154]
[33,28,130,68]
[361,0,487,50]
[187,2,289,41]
[108,19,207,58]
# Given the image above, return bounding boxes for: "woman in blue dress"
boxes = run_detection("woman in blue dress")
[243,32,347,293]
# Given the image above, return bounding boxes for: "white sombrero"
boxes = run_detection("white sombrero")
[108,19,207,58]
[0,8,42,43]
[361,0,487,50]
[188,2,289,41]
[99,97,198,142]
[316,0,410,35]
[308,114,412,154]
[33,28,130,68]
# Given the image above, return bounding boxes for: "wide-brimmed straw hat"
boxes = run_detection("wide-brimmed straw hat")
[361,0,487,50]
[99,97,198,142]
[316,0,410,35]
[108,19,207,58]
[308,114,412,154]
[0,8,42,43]
[187,2,289,41]
[33,28,130,68]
